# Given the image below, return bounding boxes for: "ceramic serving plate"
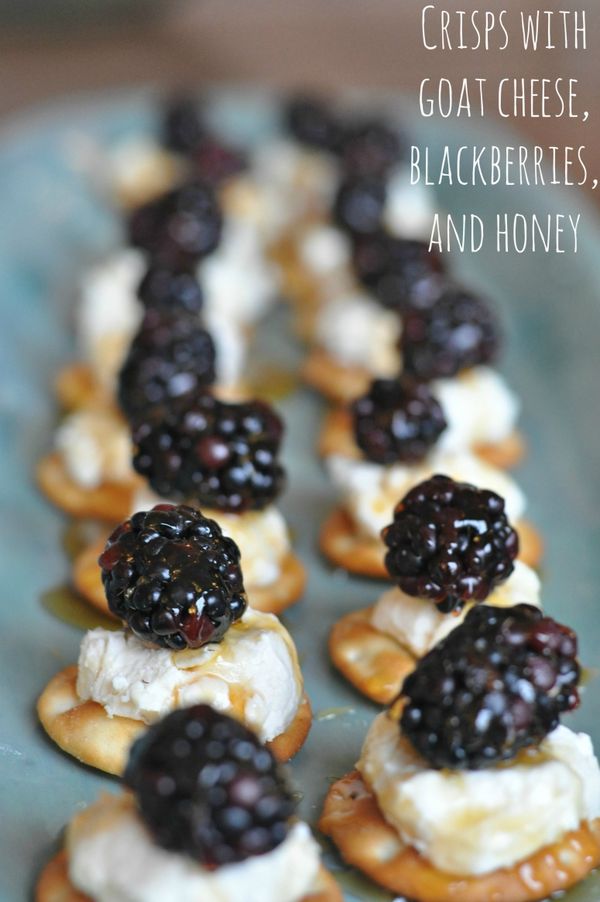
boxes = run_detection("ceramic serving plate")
[1,88,599,902]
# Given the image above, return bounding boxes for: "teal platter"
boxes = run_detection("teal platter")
[1,88,599,901]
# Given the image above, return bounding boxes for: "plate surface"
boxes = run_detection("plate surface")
[1,89,600,902]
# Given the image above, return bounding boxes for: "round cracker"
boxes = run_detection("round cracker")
[36,850,341,902]
[328,607,416,704]
[54,364,110,412]
[37,453,140,523]
[320,508,543,579]
[318,407,526,470]
[302,349,372,404]
[73,538,306,619]
[37,666,312,776]
[319,771,600,902]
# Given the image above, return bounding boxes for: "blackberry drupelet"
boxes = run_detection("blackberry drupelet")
[340,118,404,177]
[137,264,204,315]
[99,504,247,650]
[285,96,342,153]
[132,392,285,513]
[400,603,580,769]
[401,285,500,381]
[382,474,518,613]
[118,309,216,423]
[162,94,207,154]
[128,180,223,266]
[124,705,295,867]
[333,176,386,236]
[352,377,447,465]
[352,233,445,311]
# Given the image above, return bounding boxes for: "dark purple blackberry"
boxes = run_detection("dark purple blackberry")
[401,286,500,381]
[192,136,247,186]
[285,95,342,152]
[133,393,285,513]
[99,504,246,649]
[383,475,518,614]
[340,118,404,177]
[352,233,446,312]
[162,94,207,154]
[128,180,222,266]
[352,377,447,464]
[333,176,386,236]
[124,705,295,867]
[118,310,216,423]
[400,603,580,769]
[137,264,204,315]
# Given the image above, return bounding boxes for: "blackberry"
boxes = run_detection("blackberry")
[383,474,518,614]
[137,264,204,315]
[124,705,295,866]
[352,377,447,465]
[118,309,216,423]
[99,504,247,650]
[192,136,246,186]
[340,118,404,177]
[333,176,386,236]
[162,94,207,155]
[133,393,285,513]
[352,233,446,312]
[401,285,500,381]
[400,603,580,769]
[128,180,223,266]
[285,95,342,153]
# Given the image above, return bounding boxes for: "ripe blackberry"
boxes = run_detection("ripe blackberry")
[400,603,580,769]
[118,310,216,423]
[352,377,447,465]
[133,393,285,513]
[137,264,204,315]
[383,475,518,614]
[340,118,404,177]
[192,136,246,186]
[99,504,247,650]
[128,180,223,266]
[285,95,342,152]
[400,285,500,381]
[352,233,446,312]
[162,94,207,155]
[124,705,295,866]
[333,176,386,236]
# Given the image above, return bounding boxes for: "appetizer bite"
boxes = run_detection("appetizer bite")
[38,504,311,775]
[37,704,340,902]
[321,604,600,901]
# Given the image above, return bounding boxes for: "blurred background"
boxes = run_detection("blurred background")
[0,0,598,203]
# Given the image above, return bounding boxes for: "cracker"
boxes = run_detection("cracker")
[37,453,140,523]
[318,407,526,470]
[319,771,600,902]
[54,364,110,412]
[36,850,341,902]
[320,508,543,579]
[328,607,416,704]
[73,538,306,618]
[302,349,372,404]
[37,666,312,775]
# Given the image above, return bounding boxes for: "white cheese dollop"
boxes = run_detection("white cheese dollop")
[359,713,600,876]
[132,487,290,589]
[55,408,132,489]
[76,608,302,743]
[370,560,541,658]
[433,367,520,453]
[383,164,435,240]
[198,218,280,326]
[77,249,145,390]
[68,793,320,902]
[327,448,525,540]
[316,292,401,375]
